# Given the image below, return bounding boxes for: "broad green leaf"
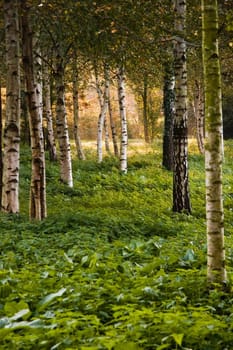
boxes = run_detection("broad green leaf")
[4,300,31,320]
[37,288,66,311]
[114,342,140,350]
[172,333,184,346]
[10,309,31,321]
[183,249,195,262]
[5,319,44,329]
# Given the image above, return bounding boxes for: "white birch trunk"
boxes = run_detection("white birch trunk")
[108,89,119,157]
[194,80,205,154]
[173,0,191,213]
[95,64,109,163]
[117,65,128,173]
[72,56,85,160]
[55,60,73,187]
[44,61,57,161]
[202,0,226,285]
[2,0,20,214]
[22,0,47,220]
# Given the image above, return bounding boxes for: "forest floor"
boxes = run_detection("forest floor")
[1,139,233,349]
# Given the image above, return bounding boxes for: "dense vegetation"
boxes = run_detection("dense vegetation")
[1,140,233,349]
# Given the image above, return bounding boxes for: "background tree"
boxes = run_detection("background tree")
[162,61,175,170]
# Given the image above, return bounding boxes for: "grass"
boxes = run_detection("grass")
[1,138,233,349]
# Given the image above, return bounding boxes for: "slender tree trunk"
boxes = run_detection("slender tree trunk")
[0,79,3,205]
[173,0,191,213]
[162,64,175,170]
[21,0,47,220]
[95,63,109,163]
[44,61,57,161]
[104,116,111,154]
[2,0,20,214]
[202,0,226,285]
[55,60,73,187]
[108,90,119,157]
[143,75,150,143]
[117,65,128,173]
[194,80,205,154]
[72,56,85,160]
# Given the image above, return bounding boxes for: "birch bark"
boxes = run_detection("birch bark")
[72,56,85,160]
[194,80,205,154]
[21,0,47,220]
[202,0,226,285]
[2,0,20,214]
[173,0,191,213]
[54,56,73,187]
[117,65,128,173]
[95,64,109,163]
[162,64,175,171]
[108,89,119,157]
[44,61,57,161]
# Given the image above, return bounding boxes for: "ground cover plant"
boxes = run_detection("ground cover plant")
[1,140,233,349]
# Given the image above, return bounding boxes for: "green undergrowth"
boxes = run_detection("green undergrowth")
[1,140,233,349]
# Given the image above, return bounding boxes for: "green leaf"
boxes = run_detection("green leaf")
[183,249,196,262]
[172,333,184,346]
[114,342,140,350]
[37,287,66,311]
[4,301,31,320]
[10,309,31,321]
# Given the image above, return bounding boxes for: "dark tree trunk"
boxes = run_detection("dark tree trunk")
[108,90,119,157]
[162,65,175,170]
[0,79,3,205]
[143,75,150,143]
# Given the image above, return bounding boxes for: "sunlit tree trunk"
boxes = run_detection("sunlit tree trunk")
[95,63,109,163]
[104,116,111,154]
[44,61,57,161]
[194,79,205,154]
[143,74,150,143]
[22,0,47,220]
[108,89,119,157]
[72,54,85,160]
[202,0,226,285]
[117,64,128,173]
[173,0,191,213]
[162,64,175,170]
[2,0,21,214]
[54,56,73,187]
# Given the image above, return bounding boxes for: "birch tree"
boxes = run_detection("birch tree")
[173,0,191,213]
[202,0,226,285]
[194,79,205,154]
[54,50,73,187]
[95,62,110,163]
[21,0,47,220]
[72,54,85,160]
[43,60,57,162]
[117,64,128,174]
[162,63,175,171]
[0,78,3,205]
[2,0,20,214]
[108,88,119,158]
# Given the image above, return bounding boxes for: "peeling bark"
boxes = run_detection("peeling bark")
[2,0,21,214]
[202,0,226,285]
[21,0,47,220]
[117,65,128,174]
[173,0,191,213]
